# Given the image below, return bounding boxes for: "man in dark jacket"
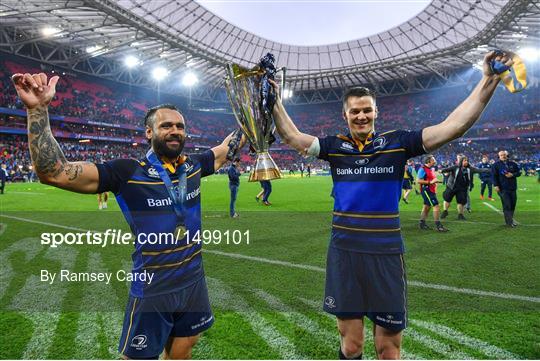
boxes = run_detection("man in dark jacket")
[477,155,494,201]
[228,159,241,218]
[441,155,489,220]
[492,150,521,227]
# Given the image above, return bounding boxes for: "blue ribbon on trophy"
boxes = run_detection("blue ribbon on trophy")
[489,50,527,93]
[146,149,188,240]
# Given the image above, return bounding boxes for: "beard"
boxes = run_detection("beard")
[152,134,185,159]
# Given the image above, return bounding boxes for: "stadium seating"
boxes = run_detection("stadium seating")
[1,55,538,181]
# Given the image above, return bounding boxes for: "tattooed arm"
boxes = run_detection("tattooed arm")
[12,73,99,193]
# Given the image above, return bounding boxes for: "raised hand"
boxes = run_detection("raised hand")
[11,73,59,109]
[483,50,514,77]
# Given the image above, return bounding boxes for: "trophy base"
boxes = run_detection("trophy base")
[249,152,282,182]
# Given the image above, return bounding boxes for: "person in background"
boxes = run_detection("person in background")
[492,150,521,227]
[417,155,448,232]
[98,192,108,209]
[477,154,495,201]
[256,180,272,206]
[441,155,489,220]
[401,160,414,204]
[228,159,241,218]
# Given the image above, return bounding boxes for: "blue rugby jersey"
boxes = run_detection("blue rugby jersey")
[318,130,425,254]
[96,150,214,298]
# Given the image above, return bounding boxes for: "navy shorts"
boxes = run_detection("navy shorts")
[118,276,214,359]
[443,188,467,204]
[421,188,439,206]
[323,246,408,332]
[402,179,412,190]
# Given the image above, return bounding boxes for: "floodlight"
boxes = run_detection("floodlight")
[182,72,198,87]
[124,55,140,68]
[152,67,169,81]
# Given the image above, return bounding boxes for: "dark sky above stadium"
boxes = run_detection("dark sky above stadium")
[197,0,431,46]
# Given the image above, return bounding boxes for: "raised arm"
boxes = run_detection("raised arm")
[210,132,246,172]
[269,80,316,154]
[422,51,512,152]
[439,165,456,174]
[470,166,491,174]
[12,73,99,193]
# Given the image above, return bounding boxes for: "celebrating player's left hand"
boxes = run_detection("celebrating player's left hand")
[482,51,514,77]
[11,73,59,109]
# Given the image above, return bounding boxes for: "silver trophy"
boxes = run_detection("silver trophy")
[225,54,285,181]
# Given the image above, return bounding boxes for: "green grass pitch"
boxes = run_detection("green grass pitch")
[0,174,539,359]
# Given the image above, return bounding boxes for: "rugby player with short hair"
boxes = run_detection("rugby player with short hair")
[268,51,512,359]
[11,72,243,359]
[417,155,448,232]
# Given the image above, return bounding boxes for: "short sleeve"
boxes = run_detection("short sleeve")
[192,150,215,177]
[417,168,426,180]
[95,159,138,194]
[317,136,333,161]
[398,129,426,158]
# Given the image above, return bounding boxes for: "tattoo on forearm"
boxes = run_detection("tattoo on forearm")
[27,107,83,181]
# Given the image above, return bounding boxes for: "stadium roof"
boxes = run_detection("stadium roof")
[0,0,538,96]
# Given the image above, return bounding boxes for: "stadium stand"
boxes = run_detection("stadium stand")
[1,56,538,182]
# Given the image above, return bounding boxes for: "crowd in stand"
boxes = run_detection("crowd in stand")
[1,56,538,182]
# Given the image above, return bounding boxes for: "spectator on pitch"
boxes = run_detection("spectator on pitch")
[11,71,245,359]
[228,159,241,218]
[268,50,510,359]
[417,155,448,232]
[477,154,495,201]
[255,180,272,206]
[0,164,7,194]
[401,160,415,204]
[492,150,521,227]
[441,155,489,220]
[97,192,108,210]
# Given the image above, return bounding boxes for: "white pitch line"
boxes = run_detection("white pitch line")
[407,281,539,303]
[410,319,520,359]
[0,214,90,232]
[75,252,123,359]
[2,214,539,304]
[482,201,521,225]
[405,328,473,359]
[254,289,340,350]
[296,297,377,359]
[11,245,77,358]
[482,201,503,214]
[207,277,305,359]
[206,249,326,272]
[296,297,427,360]
[0,237,43,301]
[406,218,540,227]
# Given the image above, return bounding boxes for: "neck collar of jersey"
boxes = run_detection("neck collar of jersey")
[160,154,186,173]
[339,132,375,152]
